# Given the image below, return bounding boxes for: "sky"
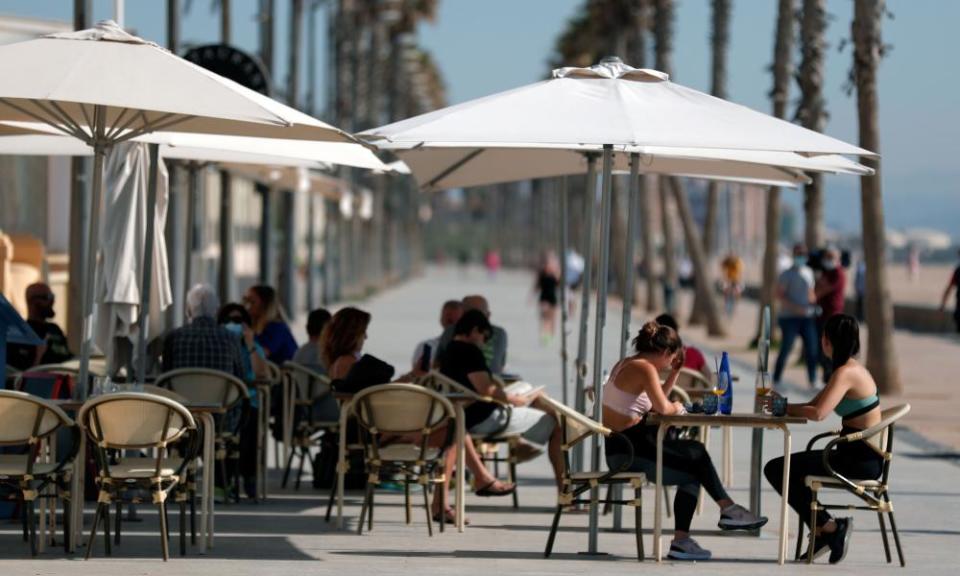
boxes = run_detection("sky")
[2,0,958,238]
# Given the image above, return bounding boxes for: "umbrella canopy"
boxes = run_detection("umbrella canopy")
[394,144,871,191]
[362,57,873,156]
[0,21,355,143]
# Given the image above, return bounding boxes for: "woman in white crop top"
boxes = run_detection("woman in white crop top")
[602,321,765,561]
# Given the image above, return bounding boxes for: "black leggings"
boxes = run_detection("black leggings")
[764,432,882,529]
[606,425,729,532]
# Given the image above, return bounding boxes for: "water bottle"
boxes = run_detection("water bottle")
[719,352,733,415]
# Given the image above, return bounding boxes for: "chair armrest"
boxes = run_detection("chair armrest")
[805,429,842,452]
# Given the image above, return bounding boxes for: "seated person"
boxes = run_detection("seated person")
[655,313,711,383]
[439,310,563,495]
[6,283,73,371]
[325,307,514,523]
[763,314,881,564]
[603,321,766,561]
[435,295,508,375]
[293,308,332,371]
[244,284,298,364]
[411,300,463,376]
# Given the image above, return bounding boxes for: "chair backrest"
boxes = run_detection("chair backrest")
[283,361,332,402]
[350,383,455,436]
[0,389,73,445]
[48,357,109,377]
[142,384,190,404]
[78,392,195,450]
[420,370,487,402]
[859,403,911,456]
[674,367,713,391]
[154,368,249,409]
[265,360,283,384]
[540,395,610,451]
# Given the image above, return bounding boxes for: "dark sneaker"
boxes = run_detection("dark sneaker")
[800,531,831,562]
[718,503,769,531]
[828,517,853,564]
[667,537,712,561]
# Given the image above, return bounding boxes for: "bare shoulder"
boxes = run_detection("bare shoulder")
[832,361,877,395]
[615,358,658,393]
[330,355,356,379]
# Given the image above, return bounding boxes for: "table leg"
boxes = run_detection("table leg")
[723,427,733,486]
[654,422,666,562]
[38,438,48,554]
[198,413,215,553]
[456,404,466,533]
[257,385,270,501]
[70,434,86,553]
[777,426,791,565]
[336,402,350,530]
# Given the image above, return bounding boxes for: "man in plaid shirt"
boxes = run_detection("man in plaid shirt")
[162,284,246,380]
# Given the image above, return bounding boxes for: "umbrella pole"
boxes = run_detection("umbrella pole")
[77,106,108,398]
[611,152,642,533]
[586,144,614,555]
[573,154,598,472]
[135,143,161,386]
[558,177,569,407]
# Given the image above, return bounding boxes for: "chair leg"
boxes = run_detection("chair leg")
[158,500,170,562]
[634,487,644,562]
[114,501,122,545]
[807,494,818,564]
[602,485,613,515]
[508,448,519,509]
[84,502,104,560]
[357,483,373,535]
[295,446,307,490]
[663,485,672,518]
[887,500,906,567]
[26,497,37,557]
[877,510,892,563]
[544,505,564,557]
[404,481,412,525]
[281,442,297,489]
[423,482,434,537]
[180,500,187,557]
[439,476,446,534]
[62,490,71,554]
[190,487,197,545]
[20,494,28,542]
[325,480,337,523]
[368,484,375,531]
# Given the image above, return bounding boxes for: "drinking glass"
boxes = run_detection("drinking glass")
[772,395,788,417]
[702,393,719,415]
[755,372,772,414]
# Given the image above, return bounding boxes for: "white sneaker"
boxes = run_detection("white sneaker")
[668,537,712,561]
[718,503,769,531]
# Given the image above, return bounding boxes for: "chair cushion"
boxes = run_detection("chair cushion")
[804,475,883,490]
[106,457,178,479]
[0,455,59,477]
[375,444,442,463]
[568,471,647,483]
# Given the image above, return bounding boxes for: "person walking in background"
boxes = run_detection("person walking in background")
[940,249,960,333]
[565,248,584,315]
[854,259,867,322]
[293,308,332,370]
[720,252,744,317]
[773,244,819,389]
[534,251,560,345]
[484,247,501,279]
[815,248,847,383]
[906,243,921,283]
[244,285,298,364]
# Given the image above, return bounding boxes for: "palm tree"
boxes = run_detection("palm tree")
[653,0,679,315]
[797,0,828,250]
[760,0,795,337]
[852,0,901,394]
[691,0,731,325]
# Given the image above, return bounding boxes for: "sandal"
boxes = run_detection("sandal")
[432,507,469,525]
[475,480,516,497]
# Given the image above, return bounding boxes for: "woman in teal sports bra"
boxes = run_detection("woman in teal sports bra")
[764,314,883,564]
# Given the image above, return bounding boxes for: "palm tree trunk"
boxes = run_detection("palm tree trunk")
[798,0,827,250]
[640,174,659,311]
[853,0,901,394]
[654,0,679,315]
[671,178,725,336]
[761,0,796,337]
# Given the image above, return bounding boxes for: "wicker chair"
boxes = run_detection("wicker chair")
[799,403,911,566]
[347,383,455,536]
[155,368,249,503]
[280,362,335,489]
[0,390,79,555]
[78,393,199,560]
[540,395,646,561]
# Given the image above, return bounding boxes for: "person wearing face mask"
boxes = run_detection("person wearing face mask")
[602,321,767,561]
[815,248,847,383]
[6,283,73,370]
[773,244,819,390]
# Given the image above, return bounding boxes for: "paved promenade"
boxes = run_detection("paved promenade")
[1,266,956,574]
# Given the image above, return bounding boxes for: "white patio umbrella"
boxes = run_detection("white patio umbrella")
[0,20,360,392]
[362,56,875,554]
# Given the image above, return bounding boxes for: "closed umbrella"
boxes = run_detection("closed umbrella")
[362,56,874,552]
[0,20,360,393]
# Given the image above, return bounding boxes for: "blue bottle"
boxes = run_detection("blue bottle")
[719,352,733,415]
